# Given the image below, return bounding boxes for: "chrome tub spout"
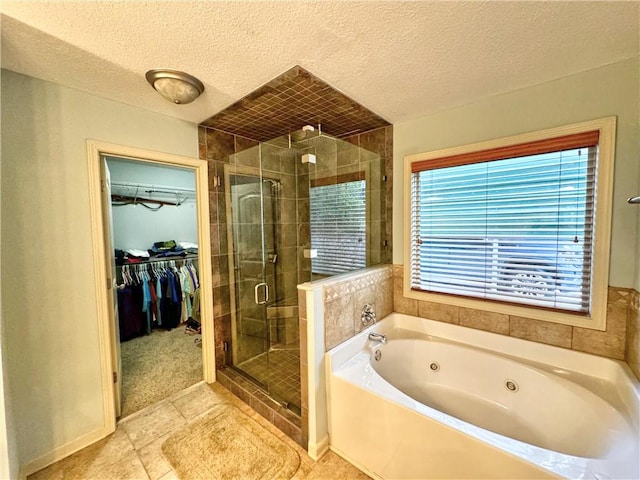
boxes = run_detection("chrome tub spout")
[368,332,387,344]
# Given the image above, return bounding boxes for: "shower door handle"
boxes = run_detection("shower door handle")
[254,282,269,305]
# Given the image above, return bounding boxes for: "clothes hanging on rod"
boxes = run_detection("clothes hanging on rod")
[117,259,199,341]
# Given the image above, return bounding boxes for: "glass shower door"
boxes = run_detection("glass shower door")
[230,174,272,378]
[229,170,299,411]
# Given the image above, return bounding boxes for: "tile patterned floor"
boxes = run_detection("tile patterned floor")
[28,381,369,480]
[237,348,301,409]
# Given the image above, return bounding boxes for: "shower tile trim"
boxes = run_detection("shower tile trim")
[215,368,303,447]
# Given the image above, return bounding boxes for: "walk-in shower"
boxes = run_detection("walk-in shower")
[222,126,386,416]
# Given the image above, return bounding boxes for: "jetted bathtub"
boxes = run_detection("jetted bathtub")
[326,313,639,479]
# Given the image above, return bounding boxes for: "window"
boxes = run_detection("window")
[310,177,366,275]
[405,118,616,329]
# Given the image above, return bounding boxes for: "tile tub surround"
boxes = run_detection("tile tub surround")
[323,265,394,350]
[393,265,637,373]
[627,289,640,380]
[298,264,395,458]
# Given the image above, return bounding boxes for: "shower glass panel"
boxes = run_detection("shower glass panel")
[227,144,302,413]
[225,127,384,417]
[292,129,383,280]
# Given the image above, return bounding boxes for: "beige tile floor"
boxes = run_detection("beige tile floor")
[29,382,370,480]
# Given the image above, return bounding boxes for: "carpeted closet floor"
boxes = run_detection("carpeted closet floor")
[120,326,202,418]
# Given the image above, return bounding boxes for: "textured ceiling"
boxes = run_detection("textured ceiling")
[1,1,638,127]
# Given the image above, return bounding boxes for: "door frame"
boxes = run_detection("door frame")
[86,140,215,430]
[99,158,122,417]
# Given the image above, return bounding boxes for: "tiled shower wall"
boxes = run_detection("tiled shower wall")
[341,126,394,268]
[201,124,394,450]
[297,289,309,448]
[199,126,258,369]
[200,126,313,368]
[200,125,393,369]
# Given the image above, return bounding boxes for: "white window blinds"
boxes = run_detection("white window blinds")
[410,131,598,313]
[310,180,366,275]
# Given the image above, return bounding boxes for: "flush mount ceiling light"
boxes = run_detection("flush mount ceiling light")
[145,69,204,105]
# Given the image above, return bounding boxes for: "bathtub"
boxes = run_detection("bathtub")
[326,313,640,479]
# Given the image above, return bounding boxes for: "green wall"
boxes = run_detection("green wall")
[393,57,640,290]
[0,69,198,473]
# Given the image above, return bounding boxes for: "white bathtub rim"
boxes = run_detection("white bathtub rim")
[330,349,638,480]
[329,353,570,478]
[356,313,631,381]
[332,313,639,425]
[369,338,634,459]
[383,328,639,428]
[336,351,636,470]
[327,313,640,480]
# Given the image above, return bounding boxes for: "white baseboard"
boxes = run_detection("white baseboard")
[307,434,329,460]
[19,425,111,479]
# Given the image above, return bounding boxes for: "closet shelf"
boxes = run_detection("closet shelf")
[117,254,199,267]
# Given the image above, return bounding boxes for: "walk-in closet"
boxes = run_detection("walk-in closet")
[106,156,203,417]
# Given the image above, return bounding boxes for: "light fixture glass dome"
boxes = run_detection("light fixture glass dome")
[146,69,204,105]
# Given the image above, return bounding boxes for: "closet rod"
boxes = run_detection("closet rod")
[110,181,195,195]
[111,194,181,207]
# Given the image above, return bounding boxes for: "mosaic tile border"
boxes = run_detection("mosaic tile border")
[608,286,632,307]
[324,265,393,301]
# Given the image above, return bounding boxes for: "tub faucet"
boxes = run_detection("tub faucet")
[368,332,387,344]
[361,304,376,326]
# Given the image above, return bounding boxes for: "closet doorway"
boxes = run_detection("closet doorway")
[87,141,214,429]
[108,156,204,417]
